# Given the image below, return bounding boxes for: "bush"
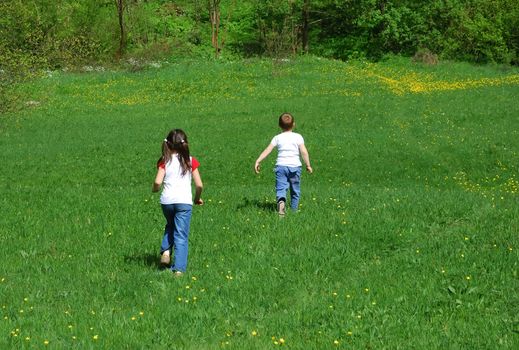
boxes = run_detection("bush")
[412,48,439,65]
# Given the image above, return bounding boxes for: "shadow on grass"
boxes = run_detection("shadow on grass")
[236,198,277,212]
[124,253,168,271]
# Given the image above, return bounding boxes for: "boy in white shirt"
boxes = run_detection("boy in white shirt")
[254,113,313,216]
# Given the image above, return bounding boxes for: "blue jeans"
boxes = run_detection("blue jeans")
[160,203,192,272]
[275,166,302,211]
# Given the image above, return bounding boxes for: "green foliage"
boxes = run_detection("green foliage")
[428,0,510,64]
[1,0,519,82]
[310,0,519,64]
[221,2,258,55]
[250,0,303,56]
[0,0,110,114]
[0,51,41,115]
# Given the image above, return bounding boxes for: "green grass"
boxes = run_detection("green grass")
[1,56,518,349]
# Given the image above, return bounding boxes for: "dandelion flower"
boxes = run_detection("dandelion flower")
[251,330,258,336]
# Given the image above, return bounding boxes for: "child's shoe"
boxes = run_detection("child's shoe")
[173,271,184,278]
[277,200,286,217]
[160,253,171,266]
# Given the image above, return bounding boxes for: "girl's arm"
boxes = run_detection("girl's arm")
[255,144,275,173]
[152,167,165,192]
[192,168,204,205]
[299,144,313,173]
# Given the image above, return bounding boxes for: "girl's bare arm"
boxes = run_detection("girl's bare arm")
[152,167,165,192]
[192,168,204,205]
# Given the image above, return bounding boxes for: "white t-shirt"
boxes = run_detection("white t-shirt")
[270,131,304,167]
[158,156,200,205]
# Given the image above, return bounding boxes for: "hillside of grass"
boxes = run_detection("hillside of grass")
[1,57,518,348]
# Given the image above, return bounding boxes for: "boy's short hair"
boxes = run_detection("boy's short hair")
[279,113,294,130]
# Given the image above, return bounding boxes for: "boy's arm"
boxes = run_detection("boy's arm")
[152,167,166,192]
[192,168,204,205]
[299,144,313,173]
[254,143,275,173]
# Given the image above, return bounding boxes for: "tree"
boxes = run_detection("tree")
[208,0,221,57]
[302,0,310,53]
[115,0,126,58]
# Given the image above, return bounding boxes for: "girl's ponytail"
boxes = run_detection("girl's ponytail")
[160,138,172,165]
[163,129,191,176]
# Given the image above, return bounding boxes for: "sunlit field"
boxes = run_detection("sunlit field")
[1,56,518,349]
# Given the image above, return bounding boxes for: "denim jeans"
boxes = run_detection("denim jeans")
[160,203,192,272]
[275,166,302,211]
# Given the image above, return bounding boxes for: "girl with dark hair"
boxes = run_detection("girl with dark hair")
[152,129,203,277]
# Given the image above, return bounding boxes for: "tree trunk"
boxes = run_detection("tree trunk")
[115,0,125,58]
[209,0,221,58]
[302,0,310,53]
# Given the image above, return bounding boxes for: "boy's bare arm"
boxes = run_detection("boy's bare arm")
[255,144,275,173]
[299,144,313,173]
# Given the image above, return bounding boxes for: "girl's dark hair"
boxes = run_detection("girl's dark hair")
[161,129,191,176]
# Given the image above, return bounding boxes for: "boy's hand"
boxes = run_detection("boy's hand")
[254,162,261,174]
[306,165,313,174]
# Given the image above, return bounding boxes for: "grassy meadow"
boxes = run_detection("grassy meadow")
[1,56,518,349]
